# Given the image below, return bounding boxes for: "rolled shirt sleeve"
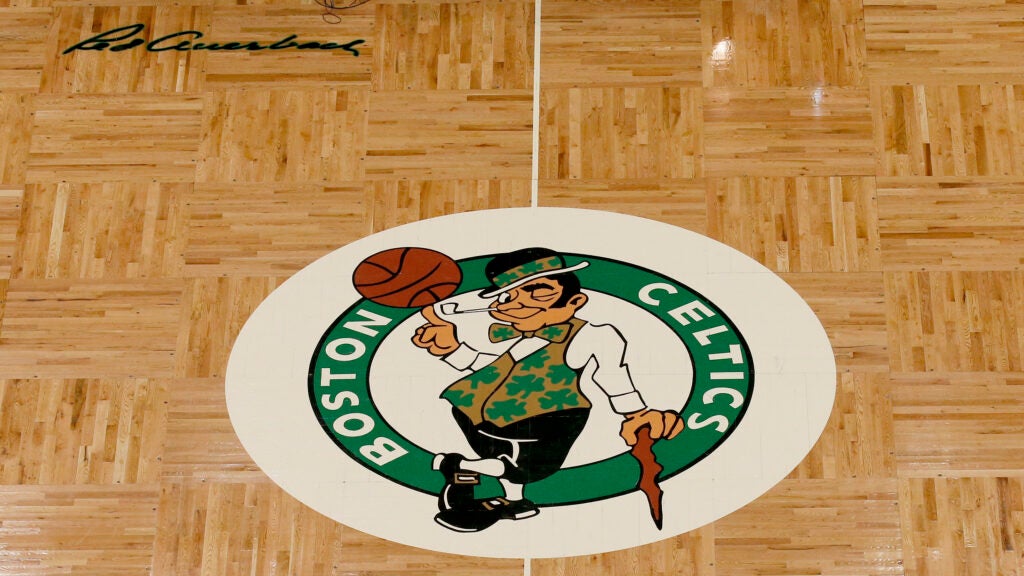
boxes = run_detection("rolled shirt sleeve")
[444,343,499,372]
[443,343,480,371]
[566,323,647,414]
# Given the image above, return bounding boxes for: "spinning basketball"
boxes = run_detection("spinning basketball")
[353,247,462,308]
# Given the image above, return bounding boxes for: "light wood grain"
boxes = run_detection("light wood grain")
[0,379,167,485]
[886,271,1024,373]
[0,187,22,280]
[197,89,368,183]
[702,0,866,88]
[873,84,1024,177]
[541,0,703,88]
[0,280,183,379]
[540,86,702,179]
[375,1,534,90]
[704,87,875,176]
[42,6,209,94]
[366,90,533,179]
[0,7,49,93]
[0,0,1022,573]
[0,94,33,184]
[184,183,365,275]
[865,0,1024,84]
[15,182,187,279]
[878,178,1024,270]
[27,94,204,183]
[707,176,881,272]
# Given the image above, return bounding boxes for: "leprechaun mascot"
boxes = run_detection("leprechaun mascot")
[412,247,683,532]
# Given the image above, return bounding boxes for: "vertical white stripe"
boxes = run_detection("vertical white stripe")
[530,0,542,208]
[524,557,532,576]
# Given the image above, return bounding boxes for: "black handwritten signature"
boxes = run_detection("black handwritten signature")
[63,24,364,56]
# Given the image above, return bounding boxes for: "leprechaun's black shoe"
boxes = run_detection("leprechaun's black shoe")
[433,503,501,533]
[432,453,479,512]
[484,497,539,520]
[433,497,540,532]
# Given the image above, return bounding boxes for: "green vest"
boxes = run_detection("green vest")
[441,318,592,427]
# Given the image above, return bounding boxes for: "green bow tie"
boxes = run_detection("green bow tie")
[488,323,572,343]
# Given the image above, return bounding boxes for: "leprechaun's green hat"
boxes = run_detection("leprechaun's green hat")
[479,247,588,298]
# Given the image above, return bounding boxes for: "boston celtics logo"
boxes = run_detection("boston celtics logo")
[228,208,835,558]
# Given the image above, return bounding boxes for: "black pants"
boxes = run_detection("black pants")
[452,407,590,485]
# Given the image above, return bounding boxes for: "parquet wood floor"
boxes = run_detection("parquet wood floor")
[1,0,1022,574]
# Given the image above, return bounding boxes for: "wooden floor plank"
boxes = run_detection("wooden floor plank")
[14,182,187,279]
[0,379,167,485]
[707,176,881,272]
[26,94,204,183]
[540,86,702,179]
[0,0,1022,572]
[0,485,159,576]
[704,87,875,176]
[0,280,183,379]
[541,0,702,88]
[702,0,867,88]
[0,7,49,93]
[42,6,209,94]
[878,178,1024,271]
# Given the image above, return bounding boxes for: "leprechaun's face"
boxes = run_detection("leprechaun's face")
[488,277,587,332]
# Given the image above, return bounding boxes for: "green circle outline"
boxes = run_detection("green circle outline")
[308,254,754,506]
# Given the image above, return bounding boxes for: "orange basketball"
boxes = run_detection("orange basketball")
[352,247,462,308]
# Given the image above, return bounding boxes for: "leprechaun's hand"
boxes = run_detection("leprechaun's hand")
[620,409,684,446]
[412,305,460,356]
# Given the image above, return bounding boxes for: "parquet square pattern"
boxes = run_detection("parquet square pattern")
[0,7,49,93]
[704,87,875,176]
[892,373,1024,477]
[0,379,167,484]
[162,378,260,481]
[873,84,1024,177]
[365,90,533,179]
[702,0,866,88]
[886,271,1024,373]
[0,280,183,379]
[783,272,890,372]
[539,86,702,179]
[175,277,284,378]
[27,94,204,183]
[899,477,1024,576]
[541,0,702,88]
[197,89,368,183]
[789,372,896,479]
[0,0,1023,574]
[713,479,904,575]
[0,187,22,279]
[205,6,372,88]
[0,485,159,576]
[864,0,1024,84]
[184,183,365,276]
[42,6,209,94]
[0,93,32,184]
[878,178,1024,271]
[707,176,880,272]
[375,1,534,90]
[14,182,187,279]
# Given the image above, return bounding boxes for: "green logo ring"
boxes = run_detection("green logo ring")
[309,254,754,506]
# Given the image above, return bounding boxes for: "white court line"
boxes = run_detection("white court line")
[530,0,542,208]
[524,2,540,565]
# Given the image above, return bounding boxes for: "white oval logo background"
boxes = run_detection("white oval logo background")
[226,207,836,559]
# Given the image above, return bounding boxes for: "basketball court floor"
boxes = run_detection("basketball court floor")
[1,0,1023,574]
